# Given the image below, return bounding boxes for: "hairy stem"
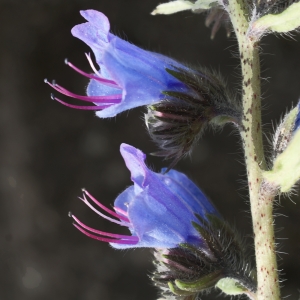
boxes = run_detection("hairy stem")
[226,0,280,298]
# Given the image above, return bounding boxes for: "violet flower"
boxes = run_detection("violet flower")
[45,10,196,118]
[70,143,219,249]
[45,9,241,168]
[70,144,256,296]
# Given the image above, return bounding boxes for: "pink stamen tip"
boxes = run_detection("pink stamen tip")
[154,111,189,121]
[72,215,137,240]
[83,190,130,223]
[73,224,139,245]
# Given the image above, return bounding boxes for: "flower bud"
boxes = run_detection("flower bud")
[153,214,256,299]
[145,67,241,169]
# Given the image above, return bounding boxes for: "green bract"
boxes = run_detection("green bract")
[151,0,217,15]
[264,129,300,193]
[216,278,248,295]
[264,102,300,193]
[253,2,300,34]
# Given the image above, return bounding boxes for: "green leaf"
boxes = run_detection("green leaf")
[216,278,247,295]
[151,0,216,15]
[263,129,300,192]
[151,1,194,15]
[193,0,216,10]
[175,271,222,292]
[253,2,300,33]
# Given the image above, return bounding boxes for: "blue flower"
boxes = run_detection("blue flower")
[45,10,195,118]
[70,143,219,249]
[70,144,256,295]
[45,10,240,166]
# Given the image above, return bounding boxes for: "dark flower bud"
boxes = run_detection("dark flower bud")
[145,66,241,170]
[152,214,257,299]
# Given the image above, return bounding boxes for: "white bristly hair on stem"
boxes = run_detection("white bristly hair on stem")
[224,0,280,298]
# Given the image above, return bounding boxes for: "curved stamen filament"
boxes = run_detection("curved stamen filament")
[85,53,103,78]
[45,80,122,103]
[65,58,119,89]
[83,189,130,223]
[51,95,110,110]
[71,214,137,240]
[73,224,139,244]
[80,194,130,227]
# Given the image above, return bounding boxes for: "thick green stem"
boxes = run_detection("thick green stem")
[226,0,280,298]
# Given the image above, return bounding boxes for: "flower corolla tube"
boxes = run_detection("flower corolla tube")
[70,144,256,297]
[45,9,241,167]
[45,10,239,120]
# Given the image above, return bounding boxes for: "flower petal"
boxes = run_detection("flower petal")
[117,144,215,248]
[161,169,220,217]
[71,10,110,63]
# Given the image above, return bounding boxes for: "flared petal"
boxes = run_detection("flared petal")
[71,10,110,64]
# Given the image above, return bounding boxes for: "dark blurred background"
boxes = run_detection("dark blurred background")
[0,0,300,299]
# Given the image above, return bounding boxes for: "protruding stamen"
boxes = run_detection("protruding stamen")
[65,57,120,88]
[72,215,136,240]
[73,224,138,244]
[83,190,130,222]
[51,95,110,110]
[79,194,130,226]
[85,53,102,77]
[46,80,122,104]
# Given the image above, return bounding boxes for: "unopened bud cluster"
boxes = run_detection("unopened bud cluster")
[145,67,241,169]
